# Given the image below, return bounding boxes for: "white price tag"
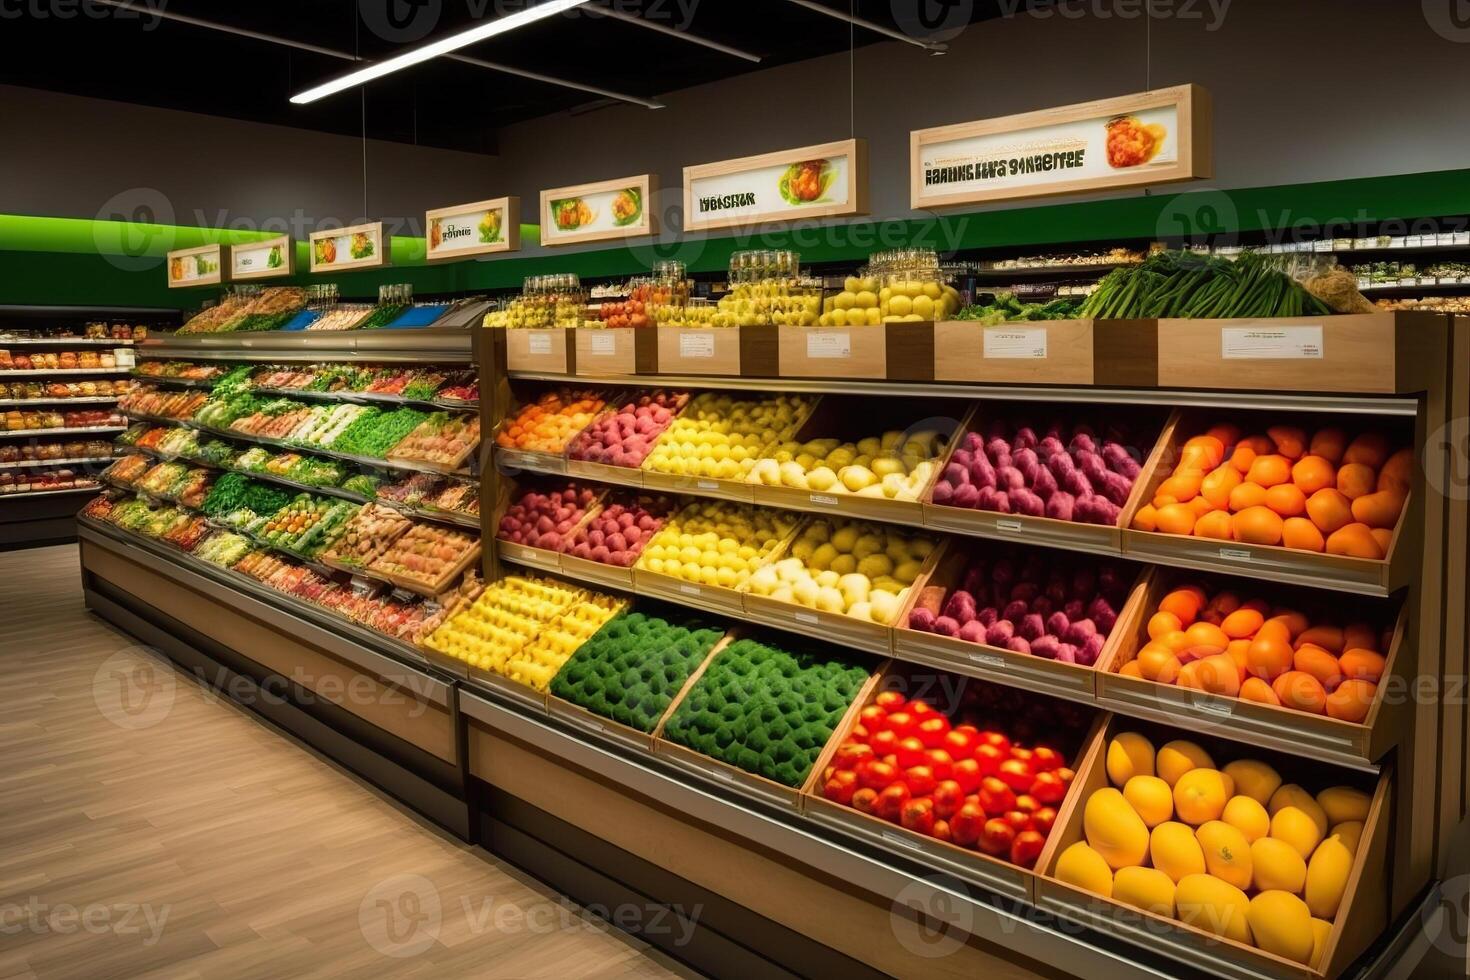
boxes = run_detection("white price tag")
[809,494,839,506]
[794,612,819,626]
[1192,692,1234,717]
[706,766,736,783]
[679,584,702,596]
[881,830,925,851]
[1438,233,1456,247]
[678,330,716,359]
[1455,232,1470,246]
[983,327,1047,360]
[995,518,1024,533]
[1221,326,1323,360]
[806,330,851,359]
[528,331,553,355]
[588,332,617,356]
[1219,547,1253,562]
[969,651,1006,668]
[696,480,719,491]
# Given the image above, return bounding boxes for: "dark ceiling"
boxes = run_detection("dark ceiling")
[0,0,1013,155]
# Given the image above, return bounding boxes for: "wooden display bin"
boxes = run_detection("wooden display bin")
[632,518,799,618]
[465,663,551,715]
[922,403,1174,556]
[557,490,679,591]
[563,387,693,490]
[492,477,607,576]
[802,662,1106,902]
[1035,715,1391,980]
[932,318,1157,387]
[501,327,576,375]
[1096,569,1407,769]
[889,538,1149,703]
[574,327,657,377]
[777,323,934,381]
[496,446,567,477]
[1150,311,1443,394]
[1120,408,1411,595]
[654,326,772,377]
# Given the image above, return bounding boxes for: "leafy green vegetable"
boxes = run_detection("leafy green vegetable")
[331,407,428,458]
[955,292,1082,324]
[1077,250,1334,319]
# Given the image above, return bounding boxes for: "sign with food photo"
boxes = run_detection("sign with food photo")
[683,138,868,232]
[165,244,225,288]
[308,221,390,273]
[911,85,1210,208]
[230,235,295,281]
[425,197,520,261]
[538,174,657,246]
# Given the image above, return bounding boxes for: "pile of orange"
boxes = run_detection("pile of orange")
[495,389,606,453]
[1132,423,1410,559]
[1119,585,1390,722]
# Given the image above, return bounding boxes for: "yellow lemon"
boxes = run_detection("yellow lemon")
[1123,775,1174,827]
[1222,795,1271,843]
[1250,836,1307,894]
[1157,740,1215,787]
[1106,732,1157,786]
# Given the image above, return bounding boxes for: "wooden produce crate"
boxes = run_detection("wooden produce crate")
[890,538,1149,703]
[1095,569,1406,770]
[1120,408,1411,595]
[932,318,1157,387]
[1035,715,1392,980]
[631,516,799,618]
[563,387,692,490]
[748,396,970,527]
[776,322,934,381]
[922,404,1175,557]
[802,663,1106,903]
[556,490,678,591]
[574,327,657,377]
[495,446,567,477]
[503,327,576,375]
[491,477,606,576]
[653,325,776,377]
[466,661,552,715]
[1150,311,1444,394]
[369,539,482,598]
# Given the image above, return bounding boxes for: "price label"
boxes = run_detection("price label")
[983,327,1048,360]
[1455,232,1470,246]
[969,651,1006,668]
[678,330,716,358]
[1221,326,1323,360]
[1219,547,1253,562]
[528,331,553,355]
[794,612,819,626]
[589,332,617,356]
[806,330,851,359]
[881,830,925,851]
[706,766,736,783]
[696,480,719,491]
[1192,692,1234,717]
[679,584,702,597]
[995,518,1024,533]
[809,494,840,506]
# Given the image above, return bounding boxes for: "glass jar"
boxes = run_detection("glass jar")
[715,251,820,327]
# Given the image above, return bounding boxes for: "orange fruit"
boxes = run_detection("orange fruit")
[1198,654,1242,697]
[1290,455,1336,495]
[1342,624,1377,651]
[1294,646,1344,692]
[1229,444,1259,475]
[1270,610,1311,638]
[1293,625,1341,652]
[1246,454,1292,489]
[1189,495,1218,518]
[1201,464,1244,510]
[1305,489,1353,534]
[1182,435,1226,471]
[1232,506,1284,545]
[1220,608,1265,639]
[1255,617,1292,644]
[1183,622,1230,651]
[1240,677,1281,706]
[1264,483,1306,518]
[1371,528,1394,554]
[1339,649,1386,683]
[1378,447,1413,494]
[1207,591,1242,616]
[1325,680,1376,723]
[1282,517,1326,552]
[1148,611,1184,639]
[1336,463,1377,500]
[1176,660,1208,690]
[1160,630,1192,654]
[1247,635,1294,681]
[1266,426,1308,460]
[1351,490,1406,529]
[1156,503,1198,536]
[1272,671,1328,714]
[1206,424,1243,448]
[1160,587,1206,624]
[1309,427,1347,464]
[1343,432,1390,468]
[1194,510,1233,539]
[1119,660,1144,678]
[1325,523,1385,559]
[1138,644,1183,684]
[1158,472,1203,504]
[1228,483,1268,512]
[1225,640,1252,678]
[1132,504,1159,532]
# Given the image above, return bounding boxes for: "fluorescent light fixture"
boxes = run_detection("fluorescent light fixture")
[290,0,592,105]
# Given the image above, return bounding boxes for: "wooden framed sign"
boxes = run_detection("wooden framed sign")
[911,84,1211,209]
[683,138,869,232]
[166,244,224,288]
[539,174,657,247]
[230,235,295,281]
[425,197,520,261]
[308,222,390,273]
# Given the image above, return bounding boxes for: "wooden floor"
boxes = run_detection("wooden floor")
[0,544,701,980]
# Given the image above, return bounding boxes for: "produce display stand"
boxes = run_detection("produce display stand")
[932,317,1159,387]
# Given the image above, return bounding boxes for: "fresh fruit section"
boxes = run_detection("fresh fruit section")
[497,485,599,552]
[0,348,121,371]
[642,392,812,481]
[634,500,796,590]
[509,593,625,692]
[319,504,412,568]
[561,495,673,568]
[567,390,688,468]
[421,574,587,673]
[495,389,606,454]
[367,523,480,594]
[749,421,947,501]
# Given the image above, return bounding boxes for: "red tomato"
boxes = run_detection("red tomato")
[931,819,952,844]
[997,758,1035,793]
[850,723,870,742]
[925,748,955,782]
[974,743,1005,777]
[1010,829,1046,869]
[1031,746,1065,772]
[1057,766,1076,784]
[874,690,907,711]
[859,759,898,790]
[933,780,965,819]
[876,783,912,821]
[977,776,1017,816]
[909,700,938,718]
[851,787,878,814]
[1002,809,1033,834]
[1014,793,1039,816]
[895,736,928,770]
[869,729,899,756]
[951,757,982,794]
[1030,771,1068,805]
[833,742,874,771]
[977,730,1012,755]
[1010,746,1034,765]
[823,770,858,804]
[858,705,887,729]
[944,729,977,758]
[883,710,917,735]
[950,801,986,846]
[916,716,950,749]
[903,765,937,797]
[900,797,936,836]
[978,818,1017,856]
[1033,806,1058,837]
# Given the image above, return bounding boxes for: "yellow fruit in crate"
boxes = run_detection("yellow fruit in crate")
[1222,795,1271,843]
[1196,820,1253,890]
[1175,874,1253,944]
[1248,892,1315,964]
[1106,732,1156,786]
[1055,841,1114,897]
[1123,776,1173,827]
[1310,917,1333,967]
[1157,740,1214,787]
[1304,837,1352,919]
[1084,788,1150,870]
[1270,784,1330,836]
[1223,759,1282,806]
[1151,821,1207,883]
[1251,836,1307,893]
[1317,786,1371,826]
[1112,866,1176,917]
[1328,821,1363,856]
[1271,806,1324,859]
[1174,769,1231,825]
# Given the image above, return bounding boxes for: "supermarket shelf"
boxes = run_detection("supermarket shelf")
[129,374,218,389]
[1358,281,1470,293]
[141,328,473,363]
[0,303,179,319]
[0,368,131,377]
[0,456,115,470]
[0,484,101,500]
[973,262,1134,278]
[0,397,121,407]
[0,425,126,438]
[132,374,479,412]
[0,336,136,346]
[505,371,1421,417]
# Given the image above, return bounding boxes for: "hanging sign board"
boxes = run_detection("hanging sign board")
[230,235,295,281]
[539,174,657,247]
[911,84,1211,209]
[308,222,390,273]
[683,138,869,232]
[166,244,225,288]
[425,197,520,261]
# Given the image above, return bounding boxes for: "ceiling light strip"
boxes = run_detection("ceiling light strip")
[781,0,948,53]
